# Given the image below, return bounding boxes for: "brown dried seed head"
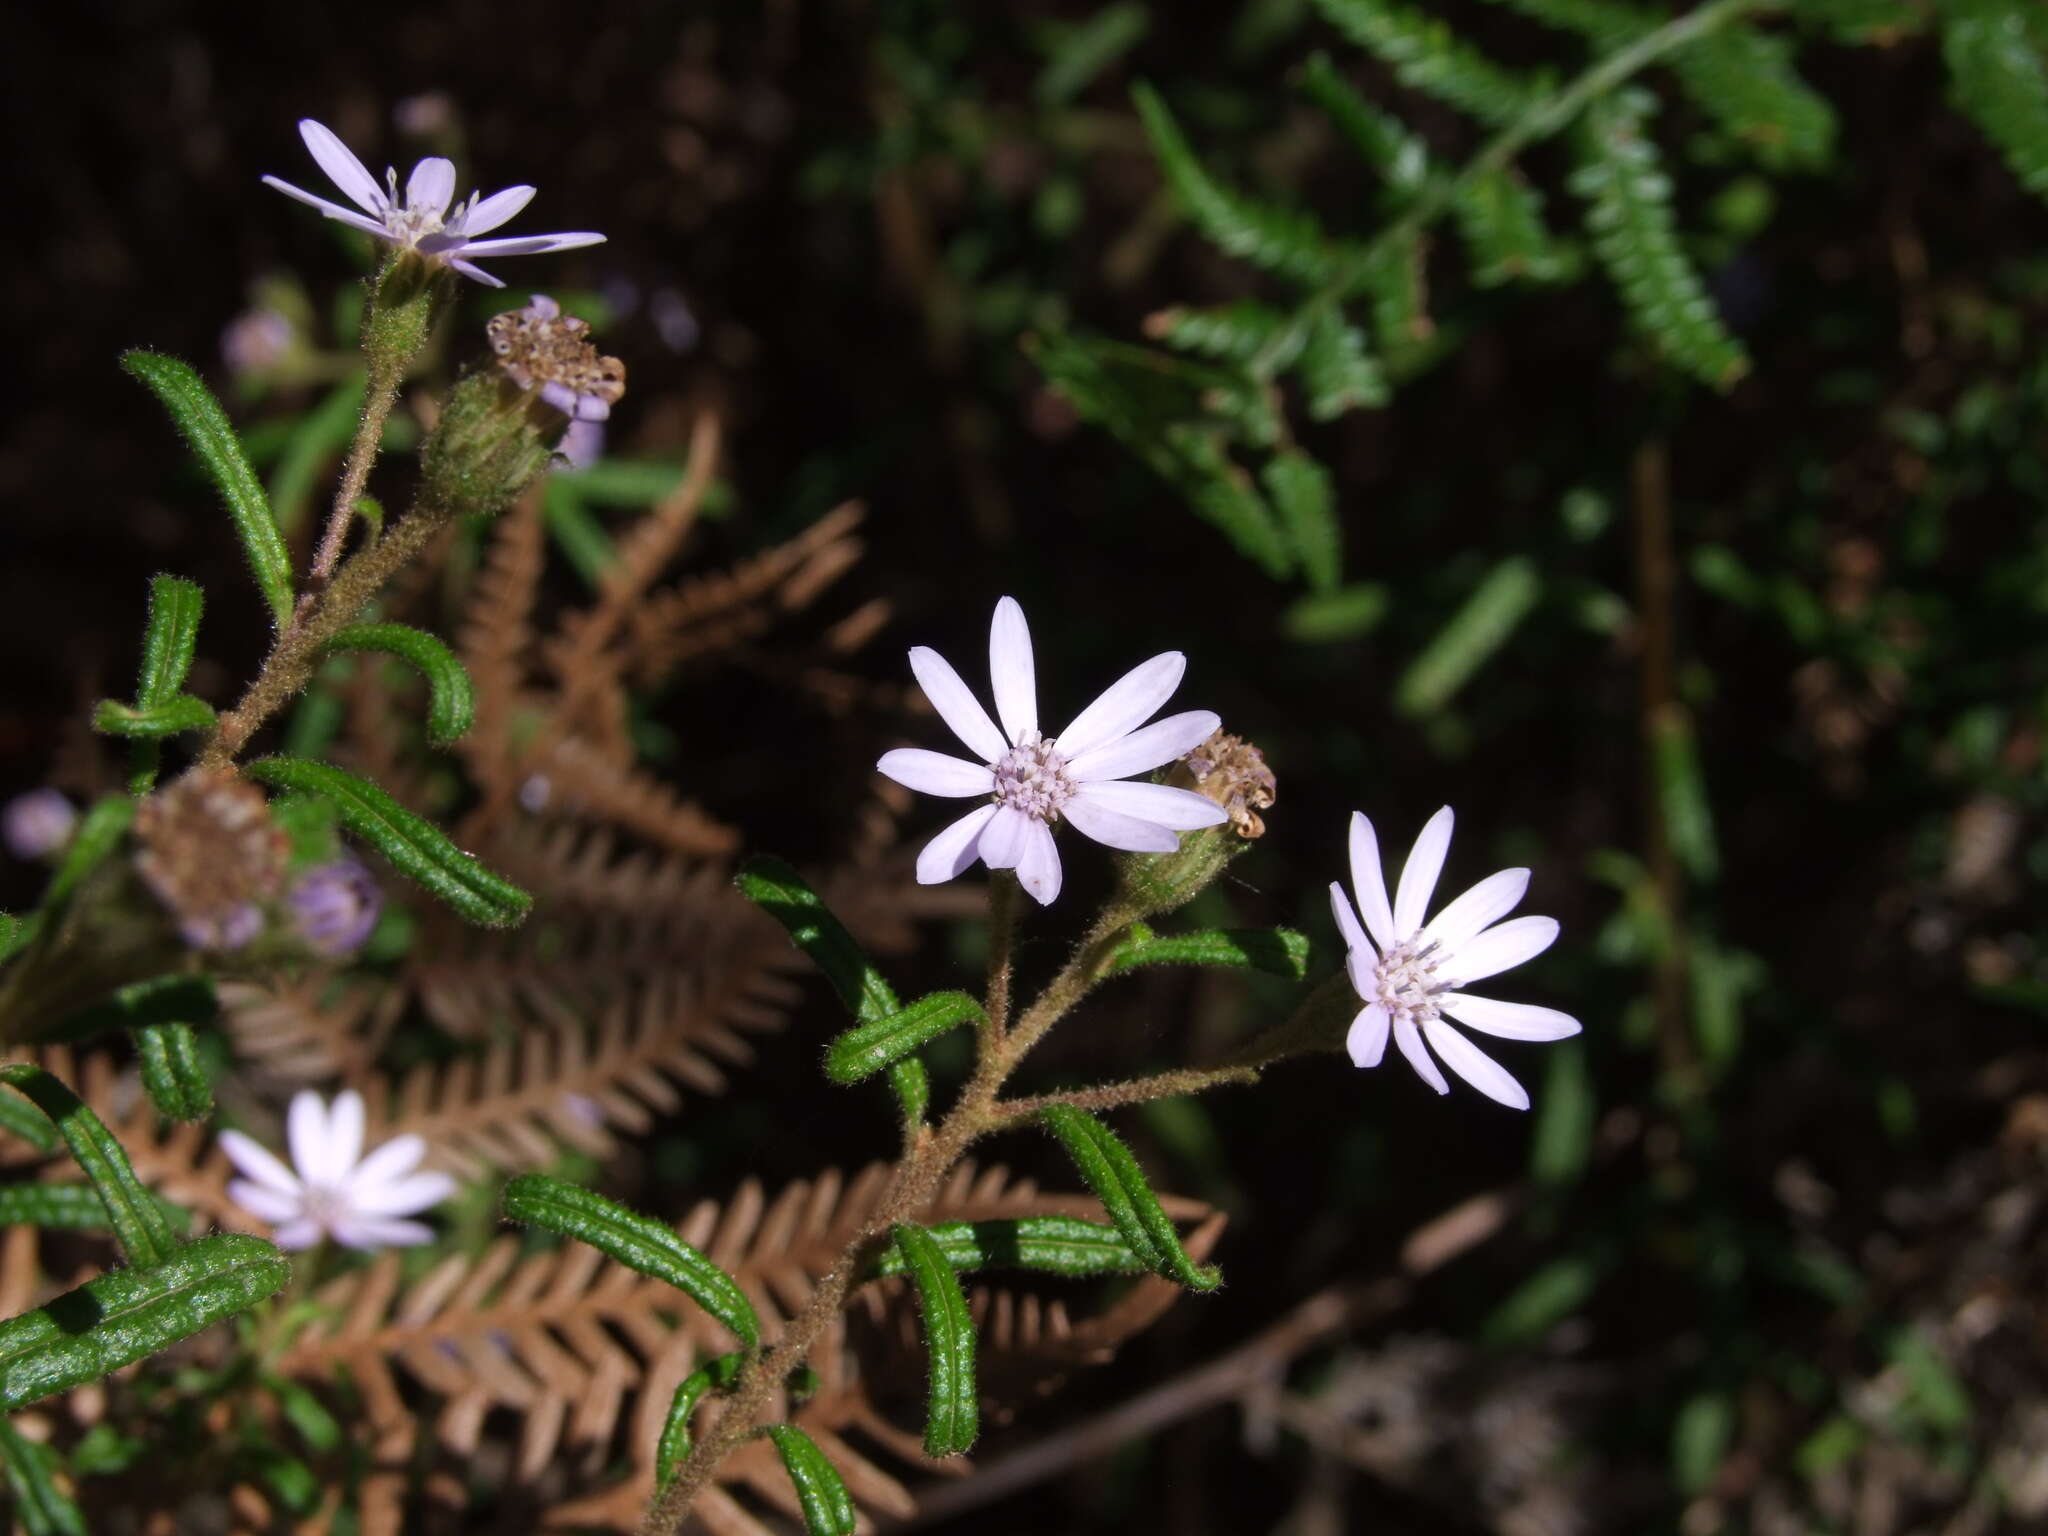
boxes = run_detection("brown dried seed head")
[1171,729,1277,839]
[486,297,626,408]
[133,771,289,950]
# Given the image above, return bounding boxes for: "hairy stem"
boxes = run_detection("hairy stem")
[995,1062,1261,1123]
[982,873,1021,1052]
[308,357,401,584]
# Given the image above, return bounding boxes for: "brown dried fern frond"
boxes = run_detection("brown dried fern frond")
[216,974,398,1088]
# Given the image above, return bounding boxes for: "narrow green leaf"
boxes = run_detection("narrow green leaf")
[1479,1253,1600,1345]
[825,992,983,1085]
[1281,582,1390,643]
[1261,452,1342,592]
[1530,1043,1593,1188]
[0,1094,60,1155]
[0,913,33,967]
[0,1417,87,1536]
[0,1065,177,1269]
[320,623,477,747]
[868,1216,1147,1280]
[1034,1,1150,106]
[1104,924,1311,980]
[45,796,135,910]
[0,1184,186,1235]
[51,974,216,1047]
[242,756,530,927]
[120,352,294,628]
[1651,706,1717,881]
[269,376,365,536]
[133,1021,213,1122]
[890,1224,980,1456]
[767,1424,858,1536]
[654,1351,747,1492]
[1038,1104,1221,1291]
[133,575,205,710]
[502,1174,759,1345]
[888,1058,930,1131]
[1671,1391,1734,1496]
[1394,556,1541,716]
[91,695,216,739]
[0,1233,289,1411]
[736,857,898,1023]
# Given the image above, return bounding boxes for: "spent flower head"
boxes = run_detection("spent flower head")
[220,1089,455,1250]
[262,118,604,287]
[878,596,1228,905]
[133,772,287,952]
[1331,807,1580,1110]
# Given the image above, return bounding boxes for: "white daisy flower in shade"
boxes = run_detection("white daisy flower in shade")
[1330,807,1580,1110]
[878,596,1229,906]
[219,1089,456,1250]
[262,118,604,287]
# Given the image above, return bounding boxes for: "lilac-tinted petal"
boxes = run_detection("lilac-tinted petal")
[540,381,578,416]
[1062,792,1179,853]
[325,1090,366,1179]
[297,119,387,214]
[876,748,995,798]
[978,806,1032,870]
[447,258,504,287]
[573,395,611,422]
[271,1218,324,1251]
[1330,881,1370,960]
[444,232,606,256]
[1422,867,1529,955]
[908,647,1007,763]
[1392,1016,1450,1095]
[1053,652,1186,762]
[217,1129,300,1195]
[988,597,1036,746]
[1345,946,1377,1003]
[1347,813,1397,952]
[1347,1004,1391,1068]
[1441,993,1582,1042]
[916,805,997,885]
[1015,820,1063,905]
[404,156,458,216]
[345,1132,425,1190]
[1070,779,1226,830]
[226,1179,303,1225]
[332,1216,436,1250]
[285,1091,331,1184]
[1445,916,1558,986]
[1065,710,1219,784]
[260,177,393,237]
[463,184,536,235]
[1392,806,1454,941]
[348,1170,457,1217]
[1422,1020,1530,1110]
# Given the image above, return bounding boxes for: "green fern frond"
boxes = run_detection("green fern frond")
[1453,166,1579,286]
[1294,305,1390,419]
[1298,51,1435,201]
[1311,0,1546,127]
[1569,89,1749,388]
[1671,26,1838,169]
[1146,301,1302,367]
[1133,82,1364,285]
[1942,5,2048,202]
[1486,0,1654,52]
[1262,452,1345,592]
[1356,234,1438,375]
[1789,0,1925,45]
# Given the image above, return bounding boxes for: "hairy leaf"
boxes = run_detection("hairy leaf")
[655,1350,747,1491]
[0,1064,178,1268]
[0,1092,60,1155]
[1104,924,1312,980]
[1395,555,1542,716]
[51,974,216,1047]
[45,796,135,910]
[0,1234,289,1411]
[890,1223,980,1455]
[767,1424,859,1536]
[0,1417,86,1536]
[132,574,205,711]
[242,756,531,927]
[736,856,898,1023]
[867,1215,1148,1280]
[91,695,216,739]
[133,1020,213,1122]
[120,352,294,628]
[320,622,477,747]
[1039,1104,1221,1290]
[502,1174,761,1345]
[0,1182,185,1234]
[825,991,984,1085]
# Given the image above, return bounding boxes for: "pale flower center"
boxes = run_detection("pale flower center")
[381,172,474,247]
[1374,937,1449,1026]
[299,1182,350,1230]
[991,732,1075,823]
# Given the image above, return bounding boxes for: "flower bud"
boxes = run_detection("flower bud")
[289,859,384,957]
[4,789,77,860]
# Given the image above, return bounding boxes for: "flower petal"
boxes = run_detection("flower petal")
[447,257,504,287]
[916,804,999,885]
[1065,710,1219,783]
[908,647,1008,763]
[1329,882,1370,961]
[989,597,1036,746]
[1015,820,1063,905]
[348,1170,458,1217]
[332,1216,435,1250]
[297,119,387,214]
[1053,652,1186,761]
[1347,813,1397,952]
[404,156,458,216]
[1440,992,1581,1041]
[1392,806,1454,941]
[345,1133,425,1191]
[1345,945,1377,1003]
[1070,779,1226,830]
[1062,791,1179,853]
[977,806,1033,870]
[226,1179,303,1225]
[1392,1016,1450,1095]
[1422,867,1529,955]
[285,1090,331,1184]
[1347,1004,1391,1068]
[271,1218,324,1251]
[260,177,393,236]
[877,748,996,798]
[217,1129,300,1195]
[462,184,536,234]
[1445,916,1558,986]
[1422,1020,1530,1109]
[440,232,606,256]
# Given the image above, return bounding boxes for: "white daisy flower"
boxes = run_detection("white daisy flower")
[220,1089,456,1250]
[878,596,1229,906]
[262,118,604,287]
[1330,807,1580,1110]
